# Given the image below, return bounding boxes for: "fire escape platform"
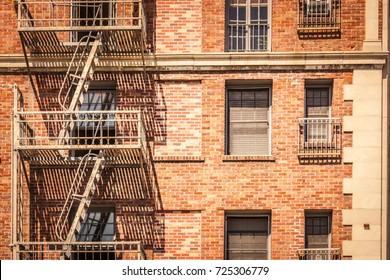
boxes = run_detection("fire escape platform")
[17,0,146,55]
[15,109,149,167]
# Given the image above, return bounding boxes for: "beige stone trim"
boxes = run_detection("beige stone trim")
[363,0,381,51]
[0,51,387,73]
[342,69,385,259]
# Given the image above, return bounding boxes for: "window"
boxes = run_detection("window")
[298,211,341,260]
[298,81,342,158]
[225,215,270,260]
[76,208,115,242]
[73,81,116,157]
[72,207,116,260]
[305,211,331,249]
[72,0,114,42]
[298,0,341,34]
[226,87,271,155]
[304,84,331,143]
[226,0,270,51]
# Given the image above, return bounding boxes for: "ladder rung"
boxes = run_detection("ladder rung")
[72,194,85,200]
[69,73,82,80]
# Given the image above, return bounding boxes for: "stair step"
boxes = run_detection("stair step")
[69,73,82,80]
[72,194,85,200]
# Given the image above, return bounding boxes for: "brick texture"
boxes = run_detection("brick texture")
[0,0,381,260]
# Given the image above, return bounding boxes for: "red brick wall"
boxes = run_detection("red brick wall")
[154,80,202,157]
[153,71,353,259]
[156,0,202,53]
[154,211,202,259]
[0,2,22,54]
[0,1,371,54]
[0,76,32,259]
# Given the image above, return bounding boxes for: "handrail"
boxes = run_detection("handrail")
[297,248,341,260]
[57,34,98,110]
[15,240,147,260]
[58,4,102,110]
[17,1,144,31]
[297,117,342,157]
[55,152,100,241]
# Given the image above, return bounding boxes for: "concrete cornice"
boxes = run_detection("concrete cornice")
[0,51,387,74]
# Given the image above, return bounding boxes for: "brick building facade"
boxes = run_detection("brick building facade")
[0,0,388,260]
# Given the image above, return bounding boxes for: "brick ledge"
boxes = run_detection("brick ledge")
[153,156,205,163]
[222,155,276,162]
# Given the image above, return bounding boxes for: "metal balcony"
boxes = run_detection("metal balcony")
[298,118,342,158]
[14,110,148,164]
[297,0,341,36]
[15,241,146,260]
[16,0,147,54]
[297,248,341,260]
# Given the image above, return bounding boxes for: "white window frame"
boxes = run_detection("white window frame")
[226,0,271,52]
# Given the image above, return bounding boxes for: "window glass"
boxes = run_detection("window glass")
[227,88,271,155]
[226,217,269,260]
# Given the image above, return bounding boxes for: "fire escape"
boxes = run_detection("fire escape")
[11,0,151,260]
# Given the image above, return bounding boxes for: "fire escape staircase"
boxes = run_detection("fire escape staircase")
[13,0,150,260]
[56,34,108,249]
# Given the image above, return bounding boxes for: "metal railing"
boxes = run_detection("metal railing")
[298,0,341,31]
[227,23,269,52]
[298,118,342,157]
[17,0,146,32]
[14,241,146,260]
[297,248,341,260]
[15,110,146,151]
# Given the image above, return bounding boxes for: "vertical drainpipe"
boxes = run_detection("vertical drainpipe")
[11,84,19,259]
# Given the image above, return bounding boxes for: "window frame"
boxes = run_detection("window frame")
[224,212,271,260]
[304,82,333,119]
[225,0,271,52]
[303,82,333,144]
[72,81,117,158]
[225,85,272,156]
[71,206,116,260]
[74,206,116,242]
[71,0,115,42]
[304,210,332,249]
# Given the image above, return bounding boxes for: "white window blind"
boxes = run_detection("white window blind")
[228,88,270,155]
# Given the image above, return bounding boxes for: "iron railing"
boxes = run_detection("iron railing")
[298,118,342,157]
[17,0,146,32]
[297,248,341,260]
[298,0,341,32]
[14,241,146,260]
[15,110,146,152]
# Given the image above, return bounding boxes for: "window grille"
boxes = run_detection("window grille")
[72,208,116,260]
[227,0,269,51]
[298,0,341,34]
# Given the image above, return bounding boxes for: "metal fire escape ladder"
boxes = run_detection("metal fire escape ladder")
[57,35,102,146]
[55,153,105,242]
[66,154,105,243]
[55,5,106,247]
[54,34,107,245]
